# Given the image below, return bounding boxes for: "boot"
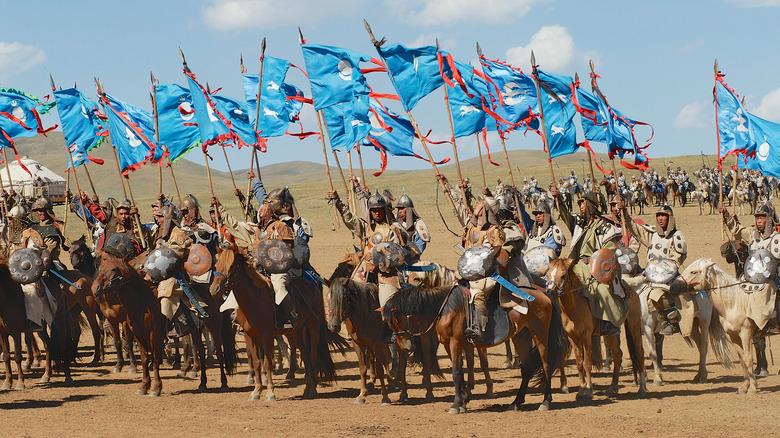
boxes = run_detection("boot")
[599,320,620,337]
[659,308,680,336]
[26,320,43,333]
[381,324,396,344]
[171,305,193,338]
[280,295,299,330]
[465,308,488,341]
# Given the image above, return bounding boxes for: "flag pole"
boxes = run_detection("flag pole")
[0,154,8,219]
[179,47,223,240]
[245,39,266,220]
[733,156,739,215]
[364,20,457,213]
[150,71,163,196]
[1,149,14,196]
[588,60,621,205]
[95,78,129,200]
[575,72,598,194]
[347,148,357,213]
[474,133,487,188]
[82,163,98,195]
[63,170,70,235]
[67,150,94,246]
[315,110,341,228]
[168,158,182,203]
[356,144,367,186]
[530,51,557,186]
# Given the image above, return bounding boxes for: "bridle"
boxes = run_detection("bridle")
[391,285,458,339]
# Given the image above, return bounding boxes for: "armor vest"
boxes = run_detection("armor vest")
[647,229,686,267]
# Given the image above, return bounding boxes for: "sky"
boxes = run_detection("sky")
[2,0,780,174]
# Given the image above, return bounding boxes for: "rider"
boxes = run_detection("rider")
[526,201,566,257]
[395,190,430,265]
[720,202,780,334]
[0,204,29,250]
[99,198,151,255]
[619,202,688,336]
[30,197,68,263]
[552,188,628,335]
[609,196,640,253]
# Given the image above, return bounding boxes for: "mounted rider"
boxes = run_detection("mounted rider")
[394,189,430,265]
[526,201,566,257]
[0,203,30,250]
[609,196,640,252]
[619,202,688,336]
[720,202,780,334]
[552,188,629,336]
[98,198,151,255]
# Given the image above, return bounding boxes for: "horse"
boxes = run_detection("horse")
[383,280,570,413]
[62,236,103,365]
[629,276,732,386]
[69,236,137,374]
[210,244,348,401]
[0,255,28,390]
[679,258,778,394]
[544,259,647,399]
[92,250,165,396]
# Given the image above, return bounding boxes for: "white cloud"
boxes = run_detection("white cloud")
[677,39,705,54]
[673,101,710,129]
[752,87,780,122]
[0,42,46,82]
[505,25,592,73]
[202,0,364,30]
[724,0,780,6]
[407,33,456,50]
[385,0,544,26]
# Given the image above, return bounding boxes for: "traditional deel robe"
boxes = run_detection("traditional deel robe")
[560,203,630,326]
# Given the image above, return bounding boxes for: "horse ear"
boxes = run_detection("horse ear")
[563,258,575,270]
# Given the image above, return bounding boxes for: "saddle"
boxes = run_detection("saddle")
[466,284,514,346]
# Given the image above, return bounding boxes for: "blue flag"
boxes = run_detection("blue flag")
[321,95,370,151]
[477,56,537,133]
[378,44,446,112]
[744,112,780,178]
[535,69,577,159]
[0,87,56,141]
[574,86,609,143]
[154,84,201,162]
[100,93,158,172]
[242,56,304,137]
[301,44,371,111]
[212,94,256,147]
[363,99,415,155]
[448,61,490,138]
[53,87,107,169]
[716,76,754,162]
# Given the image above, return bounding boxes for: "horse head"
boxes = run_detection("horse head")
[68,235,94,274]
[325,250,359,288]
[210,243,238,298]
[326,276,351,333]
[386,306,414,353]
[678,258,716,290]
[92,250,129,298]
[544,258,576,295]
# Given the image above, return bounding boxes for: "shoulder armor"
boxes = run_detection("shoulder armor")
[297,217,313,238]
[770,234,780,259]
[673,231,687,255]
[600,222,622,243]
[415,219,431,243]
[552,225,566,245]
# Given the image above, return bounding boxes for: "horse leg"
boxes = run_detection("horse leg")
[301,322,321,399]
[149,321,164,397]
[353,342,369,404]
[754,337,768,377]
[419,334,435,402]
[124,322,138,374]
[502,340,513,369]
[727,331,751,394]
[258,335,277,401]
[0,334,12,390]
[136,344,151,395]
[109,320,124,373]
[741,328,757,394]
[179,335,193,378]
[209,316,229,390]
[508,330,534,410]
[475,347,493,398]
[396,347,408,402]
[285,335,298,380]
[604,334,622,395]
[581,332,594,400]
[464,344,475,393]
[37,332,51,384]
[643,315,662,386]
[445,336,466,414]
[692,318,710,383]
[190,321,208,391]
[374,345,391,405]
[22,332,35,371]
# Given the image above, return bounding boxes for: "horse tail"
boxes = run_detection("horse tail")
[314,319,350,383]
[49,291,81,372]
[220,310,238,376]
[707,307,734,369]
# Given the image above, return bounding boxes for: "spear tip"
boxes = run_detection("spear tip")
[261,37,266,53]
[530,50,536,66]
[574,72,579,83]
[297,27,304,44]
[49,74,55,91]
[240,53,245,72]
[150,70,156,85]
[435,37,440,49]
[589,59,595,73]
[363,19,376,43]
[714,58,719,74]
[476,42,483,57]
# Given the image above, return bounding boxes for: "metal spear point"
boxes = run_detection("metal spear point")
[714,59,719,75]
[530,50,536,69]
[261,37,266,57]
[298,27,304,44]
[179,47,191,73]
[49,74,56,91]
[476,42,483,57]
[240,53,245,73]
[150,70,158,86]
[363,19,376,44]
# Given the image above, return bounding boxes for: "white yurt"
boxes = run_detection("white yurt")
[0,156,67,203]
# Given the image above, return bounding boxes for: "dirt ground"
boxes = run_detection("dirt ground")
[3,185,780,437]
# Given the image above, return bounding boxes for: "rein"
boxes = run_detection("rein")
[394,285,458,338]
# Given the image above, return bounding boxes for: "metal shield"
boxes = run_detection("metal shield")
[523,245,556,282]
[744,248,776,284]
[292,236,311,269]
[144,247,180,282]
[615,246,639,275]
[589,248,619,285]
[9,248,45,284]
[643,257,678,285]
[256,239,294,274]
[106,232,139,259]
[184,243,213,277]
[371,241,405,273]
[457,245,496,281]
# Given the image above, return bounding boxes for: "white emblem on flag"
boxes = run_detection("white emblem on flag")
[179,102,194,121]
[125,126,142,148]
[337,59,353,81]
[758,141,770,161]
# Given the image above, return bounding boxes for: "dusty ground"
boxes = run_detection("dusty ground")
[3,178,780,437]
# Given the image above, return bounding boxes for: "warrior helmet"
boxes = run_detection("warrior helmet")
[396,188,414,209]
[267,187,294,217]
[115,198,132,212]
[367,189,389,210]
[8,204,27,218]
[30,196,53,213]
[179,194,200,212]
[532,202,551,215]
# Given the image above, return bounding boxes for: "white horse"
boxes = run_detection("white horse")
[679,258,778,394]
[626,276,732,386]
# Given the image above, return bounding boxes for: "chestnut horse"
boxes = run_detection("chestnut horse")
[210,244,348,401]
[92,251,165,396]
[383,283,570,413]
[0,255,27,390]
[544,258,647,400]
[64,235,103,365]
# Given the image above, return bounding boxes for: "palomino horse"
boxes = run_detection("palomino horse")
[544,259,647,399]
[383,283,569,413]
[0,255,28,390]
[210,244,348,401]
[630,277,732,386]
[680,258,778,394]
[92,251,165,396]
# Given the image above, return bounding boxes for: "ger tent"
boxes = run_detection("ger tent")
[0,157,66,203]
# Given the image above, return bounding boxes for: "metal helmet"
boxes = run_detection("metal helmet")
[115,198,132,211]
[158,204,181,237]
[30,197,53,213]
[367,189,389,210]
[8,204,27,218]
[179,194,200,212]
[532,202,551,215]
[396,188,414,209]
[105,233,139,259]
[267,187,294,217]
[755,203,774,218]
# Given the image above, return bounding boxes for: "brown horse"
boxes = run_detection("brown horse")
[383,283,569,413]
[210,244,348,401]
[64,236,103,364]
[92,251,165,396]
[0,256,27,390]
[544,258,647,400]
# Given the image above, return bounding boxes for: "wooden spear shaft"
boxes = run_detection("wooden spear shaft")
[67,150,94,246]
[168,158,182,203]
[202,152,223,240]
[438,39,470,210]
[2,149,14,196]
[221,143,238,191]
[0,159,8,218]
[347,149,357,213]
[150,75,163,196]
[315,110,341,227]
[244,39,267,220]
[587,60,620,205]
[530,52,556,186]
[63,170,70,235]
[82,163,98,195]
[356,144,367,186]
[498,136,517,186]
[475,133,487,188]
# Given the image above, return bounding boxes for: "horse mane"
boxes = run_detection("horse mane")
[382,285,452,321]
[701,259,749,310]
[219,244,271,288]
[328,278,380,323]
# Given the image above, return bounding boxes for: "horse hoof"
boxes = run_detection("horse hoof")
[136,389,147,395]
[127,367,137,375]
[148,391,160,397]
[381,399,391,406]
[265,395,276,402]
[447,407,460,415]
[244,377,254,386]
[559,385,569,394]
[177,371,186,378]
[354,398,366,405]
[39,376,50,384]
[187,371,198,379]
[538,402,550,411]
[653,380,662,387]
[399,392,408,402]
[638,388,647,396]
[757,369,769,378]
[506,404,520,412]
[502,360,512,369]
[284,372,294,381]
[0,383,10,391]
[14,384,25,391]
[606,386,618,396]
[485,390,495,399]
[112,367,121,374]
[426,393,435,402]
[249,394,260,401]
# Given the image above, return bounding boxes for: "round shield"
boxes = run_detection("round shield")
[184,243,213,277]
[643,257,678,285]
[457,245,496,281]
[8,248,45,284]
[105,232,139,259]
[292,238,311,269]
[255,239,294,274]
[371,242,405,273]
[615,247,639,275]
[523,245,556,283]
[590,248,620,285]
[144,247,180,282]
[744,248,777,284]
